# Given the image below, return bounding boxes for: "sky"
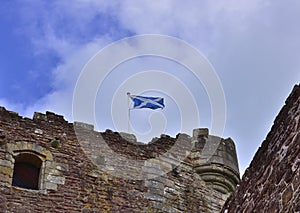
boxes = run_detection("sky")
[0,0,299,175]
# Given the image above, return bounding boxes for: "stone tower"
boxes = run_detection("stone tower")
[1,84,298,212]
[0,106,240,212]
[191,128,240,194]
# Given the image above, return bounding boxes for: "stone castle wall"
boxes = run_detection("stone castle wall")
[222,84,300,212]
[0,106,239,212]
[0,84,299,212]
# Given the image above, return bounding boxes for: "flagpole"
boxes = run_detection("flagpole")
[127,92,131,133]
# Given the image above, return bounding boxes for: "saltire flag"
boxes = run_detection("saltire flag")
[130,95,165,110]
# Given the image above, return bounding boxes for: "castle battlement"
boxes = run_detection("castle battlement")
[0,84,299,212]
[0,105,239,212]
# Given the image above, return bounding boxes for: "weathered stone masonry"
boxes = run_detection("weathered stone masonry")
[222,84,300,212]
[1,84,298,212]
[0,105,240,212]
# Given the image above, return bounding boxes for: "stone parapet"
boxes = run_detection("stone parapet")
[0,106,239,212]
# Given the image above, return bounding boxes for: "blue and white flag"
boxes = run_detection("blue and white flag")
[130,95,165,110]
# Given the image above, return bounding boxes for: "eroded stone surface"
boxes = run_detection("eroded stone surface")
[222,84,300,212]
[0,104,239,212]
[1,84,299,212]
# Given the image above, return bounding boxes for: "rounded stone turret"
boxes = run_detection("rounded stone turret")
[191,128,240,194]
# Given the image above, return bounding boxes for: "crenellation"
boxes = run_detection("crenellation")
[193,128,209,138]
[119,132,137,143]
[0,84,298,212]
[74,121,94,131]
[0,106,21,122]
[0,104,236,212]
[33,112,47,121]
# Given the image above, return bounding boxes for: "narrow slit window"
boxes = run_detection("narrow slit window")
[12,153,42,190]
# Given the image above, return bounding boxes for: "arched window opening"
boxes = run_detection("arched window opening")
[12,153,42,190]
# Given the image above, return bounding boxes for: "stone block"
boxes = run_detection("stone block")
[34,129,43,135]
[144,192,166,202]
[42,151,53,161]
[56,164,69,172]
[145,180,164,189]
[144,160,161,168]
[142,166,163,176]
[45,168,60,176]
[32,144,43,153]
[0,160,12,167]
[44,182,58,190]
[46,175,65,185]
[74,122,94,131]
[33,112,47,121]
[119,132,137,143]
[193,128,209,138]
[0,167,13,176]
[0,173,10,183]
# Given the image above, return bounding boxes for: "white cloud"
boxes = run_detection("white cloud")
[5,0,300,174]
[23,36,112,120]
